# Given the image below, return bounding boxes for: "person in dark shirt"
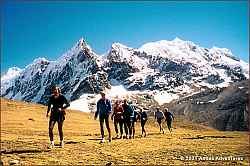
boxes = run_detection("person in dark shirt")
[94,92,112,143]
[111,100,124,139]
[122,99,134,139]
[130,107,139,139]
[46,86,70,148]
[164,108,174,132]
[139,108,148,137]
[154,107,165,134]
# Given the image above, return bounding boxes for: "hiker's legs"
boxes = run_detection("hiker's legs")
[143,121,147,136]
[131,121,135,138]
[160,122,162,132]
[167,121,172,132]
[124,119,129,137]
[127,120,132,137]
[114,119,119,135]
[104,116,111,139]
[119,120,123,136]
[99,118,105,138]
[58,121,64,141]
[141,120,147,136]
[157,119,162,132]
[160,121,164,133]
[158,119,164,133]
[49,120,56,141]
[141,121,144,135]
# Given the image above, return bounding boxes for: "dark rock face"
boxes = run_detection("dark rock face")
[106,62,136,81]
[205,74,224,85]
[71,72,110,101]
[213,64,247,81]
[170,80,249,131]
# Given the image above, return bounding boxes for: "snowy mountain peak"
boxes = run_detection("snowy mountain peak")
[1,67,22,82]
[75,37,87,49]
[111,42,129,49]
[107,42,136,63]
[32,57,49,65]
[172,37,184,43]
[25,57,50,71]
[1,67,22,94]
[59,38,97,63]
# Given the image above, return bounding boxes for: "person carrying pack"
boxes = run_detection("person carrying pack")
[122,99,134,139]
[154,107,165,134]
[94,92,112,143]
[129,102,139,139]
[139,107,148,137]
[46,86,70,148]
[164,108,174,132]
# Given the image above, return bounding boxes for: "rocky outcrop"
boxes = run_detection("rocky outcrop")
[170,80,249,131]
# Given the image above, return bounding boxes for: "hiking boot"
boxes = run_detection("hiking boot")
[108,137,112,142]
[60,140,64,148]
[48,141,54,149]
[100,138,105,143]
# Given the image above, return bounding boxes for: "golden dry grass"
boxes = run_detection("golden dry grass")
[1,98,249,165]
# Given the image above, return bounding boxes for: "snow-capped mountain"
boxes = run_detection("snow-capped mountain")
[1,67,23,94]
[1,38,110,104]
[105,38,248,95]
[1,37,248,105]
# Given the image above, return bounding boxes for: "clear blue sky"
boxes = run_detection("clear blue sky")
[1,1,249,73]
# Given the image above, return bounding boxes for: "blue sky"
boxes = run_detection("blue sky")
[1,1,249,73]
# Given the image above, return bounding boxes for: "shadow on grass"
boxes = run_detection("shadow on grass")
[183,135,235,139]
[1,149,50,154]
[64,141,86,144]
[147,132,168,136]
[88,138,102,141]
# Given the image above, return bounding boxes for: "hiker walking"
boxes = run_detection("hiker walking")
[154,107,165,134]
[139,108,148,137]
[164,108,174,132]
[111,100,124,139]
[46,86,70,148]
[130,104,139,139]
[94,92,112,143]
[122,99,134,139]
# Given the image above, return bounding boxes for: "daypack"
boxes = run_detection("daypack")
[123,104,134,119]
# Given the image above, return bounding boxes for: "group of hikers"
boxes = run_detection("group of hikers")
[46,86,174,148]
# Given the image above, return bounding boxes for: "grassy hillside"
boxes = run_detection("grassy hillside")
[1,98,249,165]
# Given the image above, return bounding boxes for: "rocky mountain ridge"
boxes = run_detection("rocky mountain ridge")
[1,37,248,106]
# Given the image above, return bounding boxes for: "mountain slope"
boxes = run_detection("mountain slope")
[169,80,249,131]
